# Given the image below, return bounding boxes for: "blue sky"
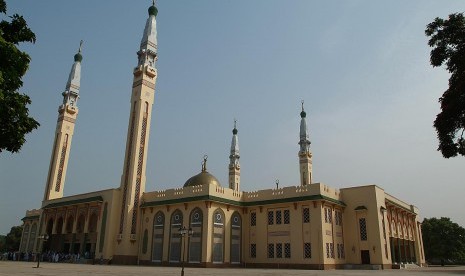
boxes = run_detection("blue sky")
[1,1,464,235]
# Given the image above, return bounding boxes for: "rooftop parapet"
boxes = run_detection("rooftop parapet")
[141,182,343,207]
[385,192,419,214]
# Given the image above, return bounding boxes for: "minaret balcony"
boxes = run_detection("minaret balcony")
[66,105,77,114]
[133,65,143,76]
[146,66,156,77]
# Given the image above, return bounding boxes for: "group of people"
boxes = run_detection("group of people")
[0,251,94,263]
[0,251,31,261]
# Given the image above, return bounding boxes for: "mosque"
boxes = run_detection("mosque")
[19,3,426,269]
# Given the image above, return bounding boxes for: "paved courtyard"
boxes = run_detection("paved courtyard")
[0,262,464,276]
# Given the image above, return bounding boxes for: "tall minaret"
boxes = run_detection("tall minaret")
[43,41,83,201]
[298,101,312,185]
[229,120,240,191]
[116,2,158,257]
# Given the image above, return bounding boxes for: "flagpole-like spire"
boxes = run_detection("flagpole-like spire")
[138,1,158,67]
[298,101,312,185]
[62,40,83,108]
[229,119,241,190]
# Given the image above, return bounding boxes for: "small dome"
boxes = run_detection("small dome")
[300,110,306,118]
[148,5,158,17]
[232,127,238,135]
[184,171,221,187]
[74,52,83,62]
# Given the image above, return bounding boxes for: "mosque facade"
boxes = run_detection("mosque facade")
[19,3,426,269]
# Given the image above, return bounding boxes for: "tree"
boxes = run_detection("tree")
[0,235,5,252]
[4,226,22,252]
[425,13,465,158]
[422,217,465,264]
[0,0,39,153]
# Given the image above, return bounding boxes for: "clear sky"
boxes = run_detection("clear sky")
[1,1,464,235]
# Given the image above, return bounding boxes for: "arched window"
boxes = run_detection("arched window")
[56,216,64,234]
[66,215,74,233]
[169,210,183,262]
[28,223,37,252]
[212,209,225,263]
[142,229,149,254]
[46,218,54,235]
[88,213,98,233]
[76,214,85,233]
[230,212,241,264]
[21,224,30,252]
[152,211,165,262]
[189,208,203,263]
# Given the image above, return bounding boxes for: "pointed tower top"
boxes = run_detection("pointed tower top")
[148,0,158,17]
[300,100,306,118]
[74,40,83,62]
[232,119,238,135]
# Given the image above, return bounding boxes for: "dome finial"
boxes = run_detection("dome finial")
[300,100,306,118]
[74,40,83,62]
[202,155,208,172]
[148,0,158,16]
[233,119,238,134]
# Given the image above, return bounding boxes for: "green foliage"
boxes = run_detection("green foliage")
[422,217,465,263]
[0,235,6,252]
[0,0,39,153]
[4,226,22,252]
[425,13,465,158]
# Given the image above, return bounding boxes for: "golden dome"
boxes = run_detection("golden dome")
[183,171,221,187]
[183,155,221,187]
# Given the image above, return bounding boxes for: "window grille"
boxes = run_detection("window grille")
[303,207,310,223]
[359,218,368,240]
[268,243,274,258]
[251,212,256,226]
[330,243,334,258]
[335,210,342,226]
[326,243,330,258]
[304,243,312,258]
[284,210,290,224]
[284,243,291,258]
[276,243,282,258]
[276,210,282,224]
[251,244,256,258]
[268,211,274,225]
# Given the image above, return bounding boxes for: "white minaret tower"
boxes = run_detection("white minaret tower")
[229,120,240,191]
[115,2,158,260]
[298,101,312,185]
[43,41,83,201]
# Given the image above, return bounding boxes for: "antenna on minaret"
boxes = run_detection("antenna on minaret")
[276,179,279,189]
[301,100,304,112]
[202,155,208,172]
[78,40,83,53]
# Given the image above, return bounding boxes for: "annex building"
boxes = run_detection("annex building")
[19,3,426,269]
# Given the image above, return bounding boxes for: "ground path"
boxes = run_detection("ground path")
[1,261,464,276]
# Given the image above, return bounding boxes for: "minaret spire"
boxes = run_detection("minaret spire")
[115,3,159,262]
[229,119,241,191]
[63,40,83,108]
[43,41,83,201]
[298,101,312,185]
[138,1,158,67]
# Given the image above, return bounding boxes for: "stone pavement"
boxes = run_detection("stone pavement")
[1,261,464,276]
